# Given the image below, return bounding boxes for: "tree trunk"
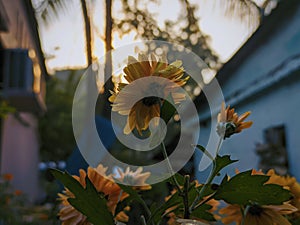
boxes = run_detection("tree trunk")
[97,0,114,119]
[80,0,92,66]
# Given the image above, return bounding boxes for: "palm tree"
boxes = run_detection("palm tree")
[80,0,92,66]
[33,0,115,118]
[33,0,271,119]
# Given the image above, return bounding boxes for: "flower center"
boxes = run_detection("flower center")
[142,96,161,106]
[142,82,165,107]
[217,122,237,139]
[248,205,263,216]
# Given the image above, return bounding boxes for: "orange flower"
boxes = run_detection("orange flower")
[109,53,189,135]
[217,102,253,139]
[14,190,22,196]
[58,165,129,225]
[3,173,13,181]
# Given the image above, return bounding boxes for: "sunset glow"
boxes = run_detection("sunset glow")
[36,0,259,72]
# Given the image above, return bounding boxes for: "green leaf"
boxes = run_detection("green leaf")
[149,189,182,224]
[214,170,292,205]
[213,155,238,177]
[167,173,185,187]
[190,204,216,222]
[291,217,300,225]
[188,185,216,222]
[149,94,176,148]
[151,181,216,223]
[195,145,214,161]
[160,94,176,124]
[116,183,144,204]
[51,169,114,225]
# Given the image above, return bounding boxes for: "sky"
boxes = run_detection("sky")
[36,0,264,72]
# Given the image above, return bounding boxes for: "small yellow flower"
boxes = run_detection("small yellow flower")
[57,165,129,225]
[115,166,151,190]
[109,53,189,135]
[217,102,253,139]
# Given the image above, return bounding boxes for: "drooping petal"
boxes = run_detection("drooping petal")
[110,52,188,135]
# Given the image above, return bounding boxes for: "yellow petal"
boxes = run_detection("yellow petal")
[237,111,251,123]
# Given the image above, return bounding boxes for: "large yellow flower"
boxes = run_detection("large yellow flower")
[57,165,129,225]
[253,169,300,219]
[109,53,189,135]
[219,169,299,225]
[217,102,253,139]
[219,203,297,225]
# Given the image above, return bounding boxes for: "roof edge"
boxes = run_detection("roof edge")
[217,0,300,85]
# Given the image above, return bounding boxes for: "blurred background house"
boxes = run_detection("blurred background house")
[195,0,300,182]
[0,0,296,208]
[0,0,48,202]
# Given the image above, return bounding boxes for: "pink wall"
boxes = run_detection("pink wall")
[1,113,42,202]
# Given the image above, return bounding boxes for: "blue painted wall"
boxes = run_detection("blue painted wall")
[195,1,300,182]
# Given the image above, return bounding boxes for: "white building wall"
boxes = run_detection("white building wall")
[221,6,300,98]
[195,3,300,182]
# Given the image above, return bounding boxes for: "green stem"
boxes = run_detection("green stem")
[141,215,147,225]
[183,175,190,219]
[190,136,223,212]
[157,98,181,192]
[161,142,182,193]
[241,205,249,225]
[241,217,245,225]
[197,192,216,207]
[161,139,191,219]
[189,166,215,211]
[140,199,154,225]
[216,135,223,155]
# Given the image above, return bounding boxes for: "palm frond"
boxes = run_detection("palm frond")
[32,0,70,26]
[207,0,263,29]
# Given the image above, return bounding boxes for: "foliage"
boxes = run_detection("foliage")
[51,169,114,225]
[0,100,15,118]
[39,71,81,161]
[0,174,59,225]
[115,0,218,65]
[214,170,291,205]
[52,96,300,225]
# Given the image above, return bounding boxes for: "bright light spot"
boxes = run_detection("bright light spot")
[185,85,192,92]
[202,68,216,84]
[28,49,36,59]
[193,86,201,96]
[174,114,180,122]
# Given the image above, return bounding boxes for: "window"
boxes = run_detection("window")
[256,125,289,175]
